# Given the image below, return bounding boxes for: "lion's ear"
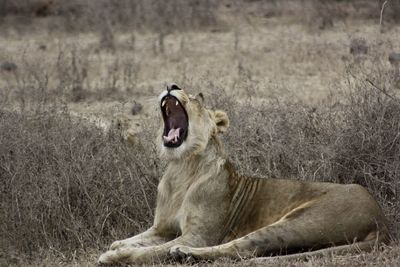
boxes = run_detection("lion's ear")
[213,110,229,133]
[196,92,205,104]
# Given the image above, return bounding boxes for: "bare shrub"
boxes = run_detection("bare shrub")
[0,61,17,72]
[0,108,159,259]
[350,38,369,56]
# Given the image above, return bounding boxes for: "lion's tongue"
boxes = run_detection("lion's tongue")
[163,128,181,143]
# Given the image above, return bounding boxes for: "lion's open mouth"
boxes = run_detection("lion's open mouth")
[161,95,188,148]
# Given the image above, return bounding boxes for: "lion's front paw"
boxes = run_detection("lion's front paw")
[169,245,197,262]
[98,247,149,265]
[98,250,117,265]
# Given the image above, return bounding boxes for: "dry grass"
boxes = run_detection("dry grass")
[1,1,400,266]
[0,109,159,257]
[7,244,400,266]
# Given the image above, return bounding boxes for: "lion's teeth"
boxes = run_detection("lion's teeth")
[162,100,166,107]
[175,101,178,106]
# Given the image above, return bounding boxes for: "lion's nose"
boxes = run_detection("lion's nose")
[167,83,181,92]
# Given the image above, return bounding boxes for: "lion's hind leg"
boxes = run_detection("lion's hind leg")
[170,239,377,263]
[169,208,381,261]
[170,219,307,261]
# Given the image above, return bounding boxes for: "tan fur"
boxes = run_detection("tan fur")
[98,87,389,265]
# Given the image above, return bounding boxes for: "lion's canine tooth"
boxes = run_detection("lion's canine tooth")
[162,100,166,107]
[176,101,178,106]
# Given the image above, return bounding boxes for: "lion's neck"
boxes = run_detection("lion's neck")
[165,137,228,181]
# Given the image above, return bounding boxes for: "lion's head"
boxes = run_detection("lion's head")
[158,83,229,159]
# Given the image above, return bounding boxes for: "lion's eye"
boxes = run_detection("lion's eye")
[171,84,180,90]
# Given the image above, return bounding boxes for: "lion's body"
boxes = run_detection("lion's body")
[98,86,388,264]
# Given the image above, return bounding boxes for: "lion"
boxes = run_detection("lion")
[98,83,389,264]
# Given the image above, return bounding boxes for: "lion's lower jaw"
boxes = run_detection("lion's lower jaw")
[159,143,187,160]
[159,138,210,160]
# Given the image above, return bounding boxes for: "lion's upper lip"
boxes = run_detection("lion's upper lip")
[161,95,188,148]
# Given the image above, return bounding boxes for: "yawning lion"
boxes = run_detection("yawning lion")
[98,84,388,264]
